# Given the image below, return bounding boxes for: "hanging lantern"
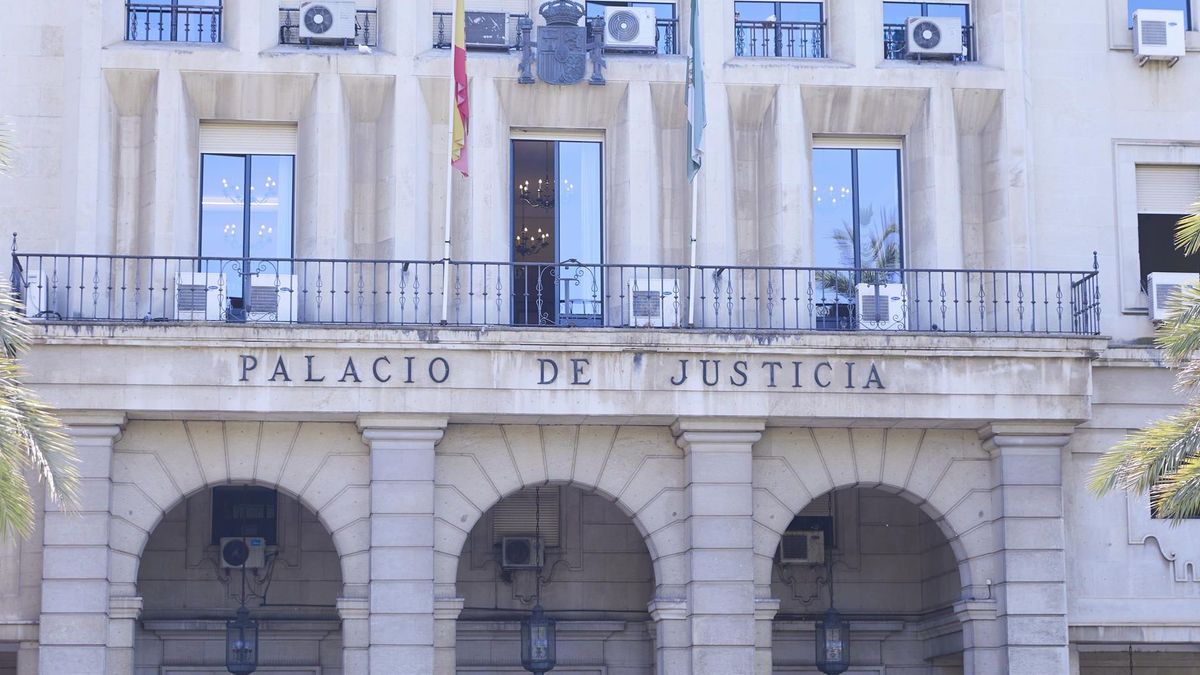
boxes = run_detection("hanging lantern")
[225,606,259,675]
[521,604,557,674]
[815,607,850,675]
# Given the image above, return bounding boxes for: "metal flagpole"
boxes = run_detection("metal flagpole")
[439,8,459,325]
[687,174,699,326]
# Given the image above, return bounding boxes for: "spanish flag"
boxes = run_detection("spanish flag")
[450,0,469,176]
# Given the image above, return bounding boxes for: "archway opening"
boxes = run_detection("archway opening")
[135,486,343,674]
[772,487,965,674]
[455,484,656,673]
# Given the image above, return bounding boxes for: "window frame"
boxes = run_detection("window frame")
[197,152,298,264]
[1108,0,1200,51]
[1126,0,1193,30]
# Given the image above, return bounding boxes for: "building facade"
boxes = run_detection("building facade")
[0,1,1198,674]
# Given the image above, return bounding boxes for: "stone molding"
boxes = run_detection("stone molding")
[433,597,465,621]
[337,596,370,621]
[671,417,766,449]
[108,595,143,621]
[647,598,687,622]
[978,422,1077,452]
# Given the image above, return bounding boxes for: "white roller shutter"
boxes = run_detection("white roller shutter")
[1137,165,1200,215]
[199,122,298,156]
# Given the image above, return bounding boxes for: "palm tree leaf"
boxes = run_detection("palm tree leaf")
[1088,401,1200,496]
[0,448,33,538]
[1174,204,1200,256]
[1152,454,1200,521]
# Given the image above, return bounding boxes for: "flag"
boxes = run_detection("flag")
[686,0,705,183]
[451,0,469,177]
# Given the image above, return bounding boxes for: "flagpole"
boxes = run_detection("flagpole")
[687,174,698,327]
[439,9,460,325]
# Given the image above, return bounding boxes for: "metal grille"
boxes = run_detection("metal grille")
[1141,20,1168,45]
[631,289,662,318]
[250,284,280,313]
[608,10,641,42]
[798,493,832,518]
[1156,283,1180,310]
[177,285,210,312]
[493,487,560,547]
[859,293,888,323]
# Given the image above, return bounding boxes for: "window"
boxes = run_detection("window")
[511,139,604,326]
[1135,165,1200,281]
[883,1,974,60]
[211,486,278,545]
[734,1,825,58]
[126,0,223,43]
[811,145,904,328]
[198,123,296,321]
[1128,0,1192,29]
[586,1,679,54]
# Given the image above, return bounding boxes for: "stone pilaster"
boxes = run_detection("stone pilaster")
[672,417,764,675]
[433,596,465,675]
[338,596,370,673]
[17,640,39,675]
[649,597,689,674]
[754,598,781,675]
[106,595,141,675]
[979,423,1074,675]
[358,414,447,675]
[39,413,124,675]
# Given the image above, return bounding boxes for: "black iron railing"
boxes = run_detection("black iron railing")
[432,12,529,50]
[883,23,976,61]
[126,2,223,44]
[279,7,378,47]
[10,252,1101,335]
[734,20,824,58]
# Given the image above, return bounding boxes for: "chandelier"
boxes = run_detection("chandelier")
[518,177,555,209]
[514,225,551,257]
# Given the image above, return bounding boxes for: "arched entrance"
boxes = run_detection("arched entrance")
[135,485,343,674]
[454,484,656,673]
[771,487,965,674]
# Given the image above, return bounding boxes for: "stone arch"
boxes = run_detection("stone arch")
[107,420,372,595]
[752,427,995,598]
[433,424,687,596]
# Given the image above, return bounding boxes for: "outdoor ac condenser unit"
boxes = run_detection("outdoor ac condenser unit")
[219,537,267,569]
[604,6,657,52]
[464,11,509,49]
[1134,9,1185,65]
[298,0,357,41]
[501,536,544,570]
[905,16,963,58]
[247,274,297,323]
[19,269,51,319]
[857,282,906,330]
[779,529,825,565]
[176,272,225,321]
[627,274,681,327]
[1147,272,1199,322]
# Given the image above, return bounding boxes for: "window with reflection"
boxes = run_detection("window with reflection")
[883,1,973,60]
[586,1,678,54]
[1128,0,1192,28]
[811,147,903,325]
[199,153,295,319]
[734,1,825,58]
[511,140,604,326]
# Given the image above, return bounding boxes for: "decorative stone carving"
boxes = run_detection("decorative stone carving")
[518,1,606,86]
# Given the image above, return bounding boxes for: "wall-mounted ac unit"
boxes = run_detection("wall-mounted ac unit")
[219,537,267,569]
[779,529,825,565]
[247,274,297,323]
[1134,9,1185,65]
[627,274,681,327]
[501,536,544,569]
[464,11,509,49]
[905,16,963,58]
[1148,272,1199,322]
[857,282,906,330]
[19,269,52,319]
[299,0,358,41]
[604,7,657,52]
[176,272,226,321]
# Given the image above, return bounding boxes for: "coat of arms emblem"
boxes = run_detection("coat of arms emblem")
[518,0,606,86]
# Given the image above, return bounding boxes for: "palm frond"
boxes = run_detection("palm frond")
[1152,454,1200,521]
[1173,203,1200,256]
[1088,401,1200,496]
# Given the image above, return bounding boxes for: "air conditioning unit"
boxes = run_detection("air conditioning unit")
[1134,9,1185,65]
[905,16,963,58]
[18,269,52,319]
[176,272,226,321]
[1147,272,1199,322]
[779,529,825,565]
[246,274,297,323]
[501,536,544,569]
[604,7,657,52]
[219,537,267,570]
[298,0,357,41]
[627,274,681,327]
[464,11,509,49]
[857,282,906,330]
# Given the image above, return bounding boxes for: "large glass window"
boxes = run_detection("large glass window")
[511,140,604,326]
[586,1,679,54]
[1128,0,1192,29]
[883,1,973,60]
[811,147,903,323]
[199,153,295,318]
[734,1,825,58]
